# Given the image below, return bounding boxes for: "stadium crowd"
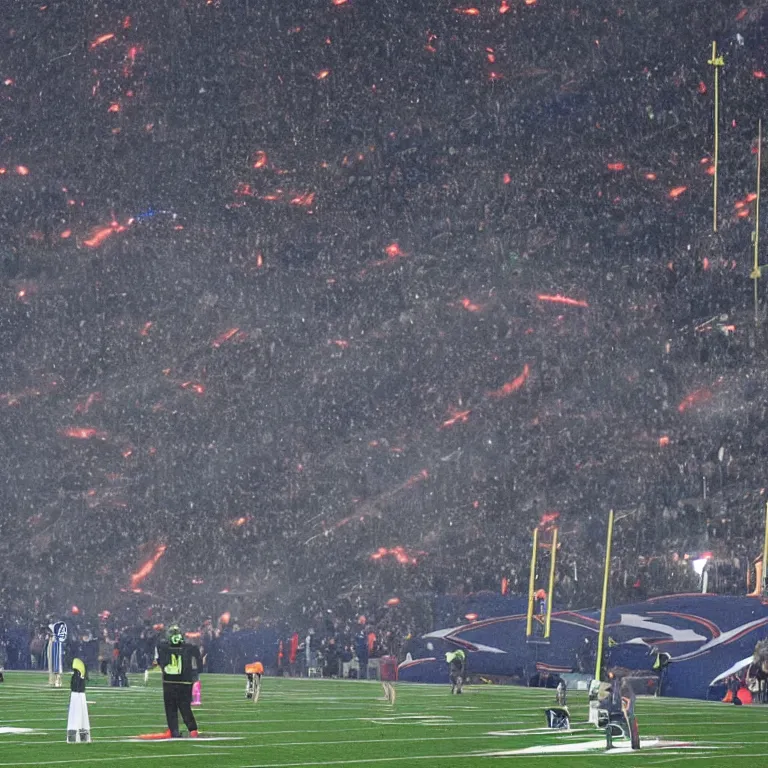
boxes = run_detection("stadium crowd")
[1,1,768,664]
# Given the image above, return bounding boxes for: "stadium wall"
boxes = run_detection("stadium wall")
[400,594,768,700]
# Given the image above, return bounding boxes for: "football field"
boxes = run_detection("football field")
[0,672,764,767]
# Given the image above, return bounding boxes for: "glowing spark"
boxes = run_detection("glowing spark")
[539,511,559,528]
[465,613,478,621]
[83,221,128,249]
[180,381,205,395]
[90,33,115,50]
[332,0,349,4]
[108,103,120,113]
[454,7,480,15]
[668,186,688,199]
[252,150,268,168]
[315,70,331,80]
[499,1,510,12]
[645,172,657,180]
[140,321,153,336]
[659,435,670,447]
[488,363,530,398]
[15,165,29,176]
[440,407,471,429]
[537,294,589,308]
[677,388,712,413]
[329,339,349,348]
[524,0,537,4]
[212,328,239,348]
[74,392,102,414]
[606,162,625,171]
[736,9,748,20]
[503,172,511,184]
[219,612,231,625]
[60,426,107,439]
[402,469,429,489]
[459,297,482,312]
[60,229,72,239]
[130,545,167,589]
[290,191,315,206]
[755,71,767,79]
[231,516,250,527]
[386,597,400,606]
[370,546,424,565]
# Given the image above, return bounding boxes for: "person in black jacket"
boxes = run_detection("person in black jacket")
[155,625,201,738]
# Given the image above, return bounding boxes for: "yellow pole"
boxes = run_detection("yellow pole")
[544,527,559,638]
[708,41,724,232]
[594,509,615,682]
[526,527,539,637]
[762,502,768,597]
[751,119,763,323]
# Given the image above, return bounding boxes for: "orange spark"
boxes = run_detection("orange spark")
[140,321,153,336]
[402,469,429,490]
[488,363,531,398]
[459,297,482,312]
[329,339,349,348]
[256,251,264,267]
[130,544,167,589]
[332,0,348,4]
[745,192,758,202]
[524,0,537,4]
[736,8,748,20]
[180,381,205,395]
[454,7,480,14]
[290,191,315,206]
[539,511,559,528]
[107,103,120,113]
[499,0,510,12]
[60,229,72,239]
[59,426,107,439]
[440,407,472,429]
[74,392,103,414]
[219,611,231,625]
[503,172,511,184]
[702,257,710,270]
[212,328,240,348]
[15,165,29,176]
[231,516,250,527]
[252,150,268,168]
[315,70,331,80]
[83,221,127,248]
[606,162,625,171]
[385,242,402,258]
[658,435,670,447]
[386,597,400,606]
[370,546,423,565]
[90,33,115,50]
[645,172,657,180]
[677,387,712,413]
[537,294,589,308]
[668,186,687,199]
[755,70,767,79]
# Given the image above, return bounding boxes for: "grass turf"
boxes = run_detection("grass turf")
[0,671,764,767]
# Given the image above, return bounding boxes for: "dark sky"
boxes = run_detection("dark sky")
[1,1,768,624]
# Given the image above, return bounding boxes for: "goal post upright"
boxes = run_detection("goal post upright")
[525,527,539,638]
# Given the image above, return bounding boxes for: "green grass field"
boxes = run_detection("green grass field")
[0,671,765,767]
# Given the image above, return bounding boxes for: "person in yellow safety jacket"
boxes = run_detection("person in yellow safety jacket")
[445,649,466,694]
